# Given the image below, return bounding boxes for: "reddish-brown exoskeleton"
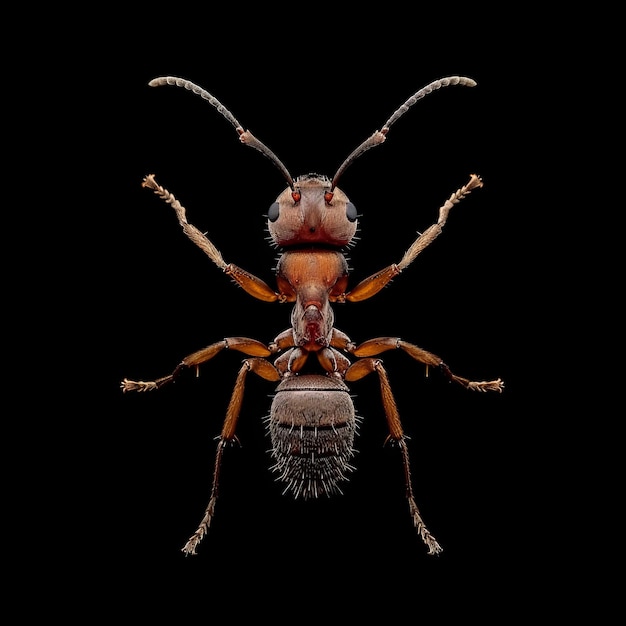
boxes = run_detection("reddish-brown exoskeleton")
[122,75,504,556]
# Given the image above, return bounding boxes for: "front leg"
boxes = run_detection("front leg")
[142,175,284,303]
[339,174,483,303]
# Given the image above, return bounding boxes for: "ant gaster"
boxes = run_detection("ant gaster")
[122,75,504,556]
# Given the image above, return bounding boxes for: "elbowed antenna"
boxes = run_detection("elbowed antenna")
[330,76,477,190]
[149,76,295,189]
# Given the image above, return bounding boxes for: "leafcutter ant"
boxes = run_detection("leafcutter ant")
[122,75,504,556]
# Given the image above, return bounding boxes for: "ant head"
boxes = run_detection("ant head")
[267,174,358,248]
[148,75,477,249]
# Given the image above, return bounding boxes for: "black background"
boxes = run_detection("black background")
[26,8,597,621]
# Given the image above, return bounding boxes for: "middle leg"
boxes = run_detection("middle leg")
[350,337,504,392]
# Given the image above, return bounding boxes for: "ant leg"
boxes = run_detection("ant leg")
[340,174,483,303]
[351,337,504,392]
[182,357,280,555]
[121,337,272,392]
[345,357,442,555]
[181,437,224,556]
[142,175,283,302]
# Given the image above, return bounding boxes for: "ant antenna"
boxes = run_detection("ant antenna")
[330,76,477,190]
[149,76,295,190]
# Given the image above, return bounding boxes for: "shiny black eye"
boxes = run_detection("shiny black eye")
[268,202,280,222]
[346,202,357,222]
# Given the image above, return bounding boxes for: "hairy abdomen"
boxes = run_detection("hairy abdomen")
[267,374,357,499]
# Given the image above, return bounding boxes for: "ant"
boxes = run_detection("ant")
[122,75,504,556]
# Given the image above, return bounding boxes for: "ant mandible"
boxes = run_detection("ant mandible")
[122,75,504,556]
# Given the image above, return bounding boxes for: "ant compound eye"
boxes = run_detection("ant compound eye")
[268,202,280,222]
[292,191,301,203]
[324,191,334,204]
[346,202,357,222]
